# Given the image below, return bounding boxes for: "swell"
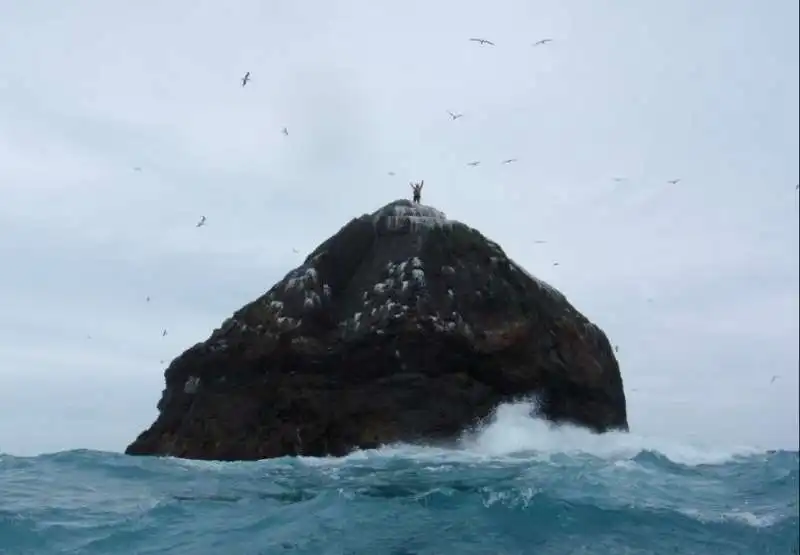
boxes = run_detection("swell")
[1,447,798,554]
[1,475,796,555]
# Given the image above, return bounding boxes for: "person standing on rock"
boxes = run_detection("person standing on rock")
[411,180,424,203]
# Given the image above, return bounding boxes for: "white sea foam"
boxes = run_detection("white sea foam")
[304,400,765,468]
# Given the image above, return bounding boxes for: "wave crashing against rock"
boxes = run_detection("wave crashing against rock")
[125,199,628,461]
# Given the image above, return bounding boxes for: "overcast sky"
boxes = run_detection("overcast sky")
[0,0,797,456]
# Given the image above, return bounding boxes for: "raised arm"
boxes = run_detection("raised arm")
[419,180,424,190]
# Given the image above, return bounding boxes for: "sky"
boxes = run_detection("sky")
[0,0,797,456]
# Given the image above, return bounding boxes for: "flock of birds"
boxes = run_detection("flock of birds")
[117,36,694,355]
[113,36,795,388]
[200,38,689,236]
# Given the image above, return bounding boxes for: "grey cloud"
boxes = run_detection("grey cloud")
[0,0,797,455]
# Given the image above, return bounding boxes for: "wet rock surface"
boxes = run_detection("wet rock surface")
[126,200,628,461]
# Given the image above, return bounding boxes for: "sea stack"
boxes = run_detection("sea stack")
[126,200,628,461]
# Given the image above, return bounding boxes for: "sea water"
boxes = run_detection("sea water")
[1,403,797,554]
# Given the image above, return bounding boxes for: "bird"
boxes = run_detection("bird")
[447,110,463,120]
[241,71,251,87]
[553,262,560,266]
[534,240,547,244]
[467,161,481,167]
[469,38,495,46]
[612,176,626,182]
[667,178,681,184]
[502,158,518,164]
[388,171,396,176]
[292,248,299,254]
[162,329,168,337]
[770,375,779,384]
[146,296,150,302]
[282,127,289,136]
[133,166,142,172]
[614,345,619,353]
[196,216,206,228]
[533,39,553,47]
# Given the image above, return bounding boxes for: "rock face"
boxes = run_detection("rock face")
[125,200,628,461]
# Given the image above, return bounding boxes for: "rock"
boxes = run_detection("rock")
[125,200,628,461]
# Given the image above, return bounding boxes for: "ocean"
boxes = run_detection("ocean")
[1,403,797,555]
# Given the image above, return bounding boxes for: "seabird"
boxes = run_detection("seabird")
[533,39,553,47]
[502,158,517,164]
[162,329,168,337]
[292,248,299,254]
[613,177,626,182]
[553,262,560,266]
[467,161,481,167]
[241,71,251,87]
[146,296,150,302]
[447,110,464,120]
[534,240,547,244]
[388,171,396,176]
[133,167,142,172]
[282,127,289,136]
[667,178,681,184]
[770,375,779,384]
[469,38,495,46]
[196,216,206,228]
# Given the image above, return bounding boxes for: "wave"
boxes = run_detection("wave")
[0,403,797,554]
[299,401,792,467]
[3,401,794,468]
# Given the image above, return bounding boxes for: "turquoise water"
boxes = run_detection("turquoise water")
[1,404,797,554]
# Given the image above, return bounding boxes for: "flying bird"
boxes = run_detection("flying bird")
[534,240,547,244]
[162,329,168,337]
[388,171,396,176]
[502,158,518,164]
[282,127,289,136]
[241,71,251,87]
[469,38,495,46]
[196,215,206,228]
[447,110,463,120]
[553,262,560,266]
[612,177,626,182]
[133,167,142,172]
[467,161,481,167]
[292,248,299,254]
[667,178,681,184]
[770,375,779,384]
[146,296,150,302]
[533,39,553,47]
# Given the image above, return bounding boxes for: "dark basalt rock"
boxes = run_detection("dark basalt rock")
[125,200,628,461]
